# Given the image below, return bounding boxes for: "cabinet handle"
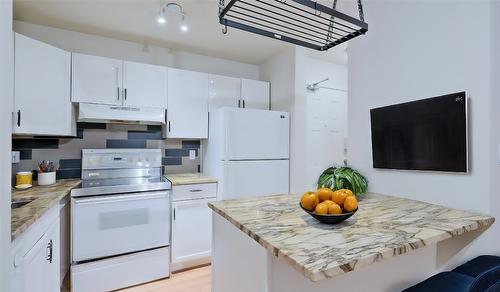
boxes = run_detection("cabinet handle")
[238,100,241,108]
[189,189,203,192]
[173,208,176,221]
[124,88,127,101]
[243,100,246,108]
[46,240,53,263]
[117,87,120,101]
[168,121,171,132]
[17,110,21,127]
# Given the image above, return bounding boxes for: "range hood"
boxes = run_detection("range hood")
[78,103,166,125]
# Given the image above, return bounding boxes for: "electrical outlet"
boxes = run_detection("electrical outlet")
[12,151,20,164]
[189,150,196,160]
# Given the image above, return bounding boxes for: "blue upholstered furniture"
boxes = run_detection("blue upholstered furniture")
[403,255,500,292]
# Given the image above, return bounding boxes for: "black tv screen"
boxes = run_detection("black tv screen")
[370,92,467,172]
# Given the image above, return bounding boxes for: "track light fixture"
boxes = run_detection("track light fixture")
[157,2,188,32]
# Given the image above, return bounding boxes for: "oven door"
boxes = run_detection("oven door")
[72,190,170,263]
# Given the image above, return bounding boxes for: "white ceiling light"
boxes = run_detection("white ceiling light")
[157,2,188,32]
[180,15,188,32]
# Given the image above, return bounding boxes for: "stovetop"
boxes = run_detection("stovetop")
[72,149,172,197]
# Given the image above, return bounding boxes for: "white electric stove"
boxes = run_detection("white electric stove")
[70,149,171,292]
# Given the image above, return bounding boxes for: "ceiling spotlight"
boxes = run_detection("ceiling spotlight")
[180,15,188,32]
[157,15,166,24]
[157,5,167,24]
[157,2,188,31]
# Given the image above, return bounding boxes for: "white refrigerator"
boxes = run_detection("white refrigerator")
[203,107,290,200]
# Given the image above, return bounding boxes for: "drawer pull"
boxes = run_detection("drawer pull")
[189,189,203,192]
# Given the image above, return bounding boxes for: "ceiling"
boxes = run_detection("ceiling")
[13,0,355,65]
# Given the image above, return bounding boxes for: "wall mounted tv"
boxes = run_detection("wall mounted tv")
[370,92,467,173]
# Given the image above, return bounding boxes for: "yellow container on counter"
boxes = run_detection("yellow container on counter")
[16,171,33,187]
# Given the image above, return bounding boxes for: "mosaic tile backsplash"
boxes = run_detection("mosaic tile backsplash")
[12,123,201,181]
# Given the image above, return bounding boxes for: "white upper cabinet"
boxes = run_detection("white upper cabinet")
[123,61,167,108]
[241,79,270,110]
[208,75,270,111]
[208,74,241,111]
[167,68,209,139]
[14,33,75,136]
[72,54,168,109]
[72,53,123,105]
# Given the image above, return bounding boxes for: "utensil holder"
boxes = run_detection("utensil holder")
[38,172,56,186]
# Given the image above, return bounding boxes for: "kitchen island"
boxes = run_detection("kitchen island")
[208,193,495,292]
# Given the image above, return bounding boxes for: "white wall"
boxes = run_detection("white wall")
[13,21,260,80]
[0,1,13,291]
[348,0,498,269]
[260,47,348,194]
[305,57,347,91]
[260,48,295,112]
[304,58,348,189]
[488,0,500,259]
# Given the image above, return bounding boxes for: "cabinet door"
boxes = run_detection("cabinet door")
[167,68,209,139]
[123,61,167,108]
[14,33,74,136]
[72,53,123,105]
[171,198,215,267]
[209,74,241,111]
[241,79,270,110]
[23,234,48,292]
[45,218,60,292]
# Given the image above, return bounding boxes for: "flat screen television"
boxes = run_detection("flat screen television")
[370,92,467,172]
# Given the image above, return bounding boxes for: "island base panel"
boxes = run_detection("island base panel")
[212,211,441,292]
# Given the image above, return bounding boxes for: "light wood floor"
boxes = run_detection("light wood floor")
[119,265,211,292]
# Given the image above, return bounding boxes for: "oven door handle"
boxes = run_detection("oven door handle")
[73,191,169,205]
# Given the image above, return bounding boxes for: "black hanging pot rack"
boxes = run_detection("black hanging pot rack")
[218,0,368,51]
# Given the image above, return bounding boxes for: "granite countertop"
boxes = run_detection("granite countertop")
[166,173,218,186]
[209,193,495,282]
[11,179,81,241]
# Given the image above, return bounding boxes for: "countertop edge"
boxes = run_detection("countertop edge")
[165,173,218,186]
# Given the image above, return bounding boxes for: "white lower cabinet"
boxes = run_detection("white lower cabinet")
[11,203,61,292]
[22,232,49,292]
[45,218,61,292]
[171,183,217,271]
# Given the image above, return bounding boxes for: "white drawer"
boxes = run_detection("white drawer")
[71,247,170,292]
[172,183,217,201]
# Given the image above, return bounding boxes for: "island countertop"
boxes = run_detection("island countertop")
[11,179,81,241]
[208,193,495,282]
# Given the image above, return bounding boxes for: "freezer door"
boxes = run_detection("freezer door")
[220,160,289,200]
[223,108,289,160]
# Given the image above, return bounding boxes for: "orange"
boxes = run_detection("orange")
[332,190,348,206]
[316,188,334,202]
[340,189,354,197]
[315,202,329,214]
[300,192,319,211]
[328,203,342,215]
[343,196,358,212]
[323,200,335,206]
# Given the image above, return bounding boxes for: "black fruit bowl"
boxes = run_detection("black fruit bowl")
[300,204,357,224]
